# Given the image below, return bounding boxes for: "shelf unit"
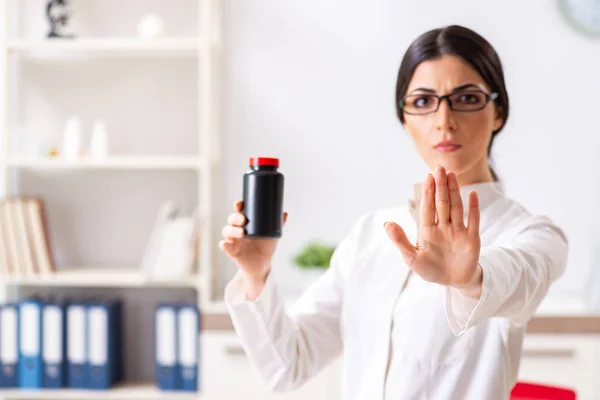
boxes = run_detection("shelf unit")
[0,0,222,398]
[0,0,220,302]
[1,268,203,289]
[5,155,206,170]
[0,382,199,399]
[7,38,204,55]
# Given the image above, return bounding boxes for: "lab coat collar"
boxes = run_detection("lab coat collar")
[410,180,504,224]
[459,180,504,211]
[412,180,504,209]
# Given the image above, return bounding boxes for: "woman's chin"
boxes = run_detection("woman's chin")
[429,158,466,174]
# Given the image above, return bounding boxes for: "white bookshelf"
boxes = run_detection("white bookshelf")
[5,155,206,170]
[0,0,222,397]
[1,268,202,289]
[7,38,203,55]
[0,382,199,399]
[0,0,220,301]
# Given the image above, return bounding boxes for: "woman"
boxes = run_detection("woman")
[219,25,568,400]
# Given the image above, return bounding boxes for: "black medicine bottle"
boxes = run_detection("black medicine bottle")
[242,157,284,238]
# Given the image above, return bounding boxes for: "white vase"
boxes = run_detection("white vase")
[137,14,165,39]
[90,121,109,159]
[62,116,82,160]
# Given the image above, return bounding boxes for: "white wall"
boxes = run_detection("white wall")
[220,0,600,297]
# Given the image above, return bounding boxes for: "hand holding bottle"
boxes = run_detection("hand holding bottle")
[219,200,288,300]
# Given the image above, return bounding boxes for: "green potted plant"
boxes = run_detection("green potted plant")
[292,241,336,270]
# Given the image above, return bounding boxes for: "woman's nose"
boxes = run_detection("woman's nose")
[435,99,457,131]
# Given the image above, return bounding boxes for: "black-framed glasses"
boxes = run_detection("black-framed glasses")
[399,90,498,115]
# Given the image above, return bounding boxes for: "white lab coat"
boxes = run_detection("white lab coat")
[225,181,569,400]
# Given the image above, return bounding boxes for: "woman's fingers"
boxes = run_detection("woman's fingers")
[420,174,436,227]
[385,222,417,266]
[434,166,450,224]
[228,212,246,227]
[447,171,464,228]
[233,200,244,213]
[232,200,288,227]
[221,203,246,259]
[422,167,465,229]
[222,225,245,239]
[467,190,480,238]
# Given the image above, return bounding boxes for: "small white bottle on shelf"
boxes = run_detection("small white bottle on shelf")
[90,120,109,160]
[137,14,165,39]
[62,116,83,160]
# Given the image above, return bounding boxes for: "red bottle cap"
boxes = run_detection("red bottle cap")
[249,157,279,167]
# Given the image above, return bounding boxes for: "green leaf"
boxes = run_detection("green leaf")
[292,241,337,269]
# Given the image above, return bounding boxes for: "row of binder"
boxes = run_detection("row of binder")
[0,299,200,392]
[0,299,123,390]
[154,303,200,392]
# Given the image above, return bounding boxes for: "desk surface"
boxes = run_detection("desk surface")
[201,296,600,334]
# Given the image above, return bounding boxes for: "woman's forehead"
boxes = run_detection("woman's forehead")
[406,55,490,93]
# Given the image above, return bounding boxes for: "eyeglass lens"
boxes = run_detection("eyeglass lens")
[402,91,491,114]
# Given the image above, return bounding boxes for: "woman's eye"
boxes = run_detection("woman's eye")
[414,96,432,107]
[457,93,483,104]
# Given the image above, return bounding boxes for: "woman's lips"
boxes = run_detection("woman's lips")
[434,141,462,153]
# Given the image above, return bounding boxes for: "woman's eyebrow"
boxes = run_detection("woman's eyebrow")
[407,83,484,95]
[408,87,436,94]
[450,83,483,93]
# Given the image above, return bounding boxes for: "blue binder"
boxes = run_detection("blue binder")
[18,299,43,388]
[154,303,177,391]
[176,304,199,392]
[42,301,67,388]
[111,300,124,385]
[86,300,122,390]
[0,303,19,387]
[66,302,87,388]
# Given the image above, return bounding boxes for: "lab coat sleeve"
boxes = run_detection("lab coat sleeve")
[224,214,366,392]
[445,215,568,335]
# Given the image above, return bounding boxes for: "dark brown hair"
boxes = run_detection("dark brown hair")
[395,25,509,180]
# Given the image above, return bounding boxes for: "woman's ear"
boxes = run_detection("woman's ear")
[493,105,504,132]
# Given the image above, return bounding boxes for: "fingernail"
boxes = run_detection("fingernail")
[384,221,389,228]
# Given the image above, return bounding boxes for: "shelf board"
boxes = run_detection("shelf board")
[2,268,201,289]
[0,382,198,399]
[5,155,204,170]
[7,38,203,56]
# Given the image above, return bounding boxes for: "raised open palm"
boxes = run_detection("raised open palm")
[385,166,482,289]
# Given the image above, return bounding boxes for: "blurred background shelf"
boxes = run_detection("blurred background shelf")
[1,268,202,289]
[0,382,199,399]
[1,0,220,310]
[0,0,218,397]
[5,155,206,170]
[6,38,203,57]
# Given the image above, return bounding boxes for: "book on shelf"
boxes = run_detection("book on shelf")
[140,201,201,281]
[0,197,55,277]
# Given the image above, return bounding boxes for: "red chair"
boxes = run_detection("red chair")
[510,382,576,400]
